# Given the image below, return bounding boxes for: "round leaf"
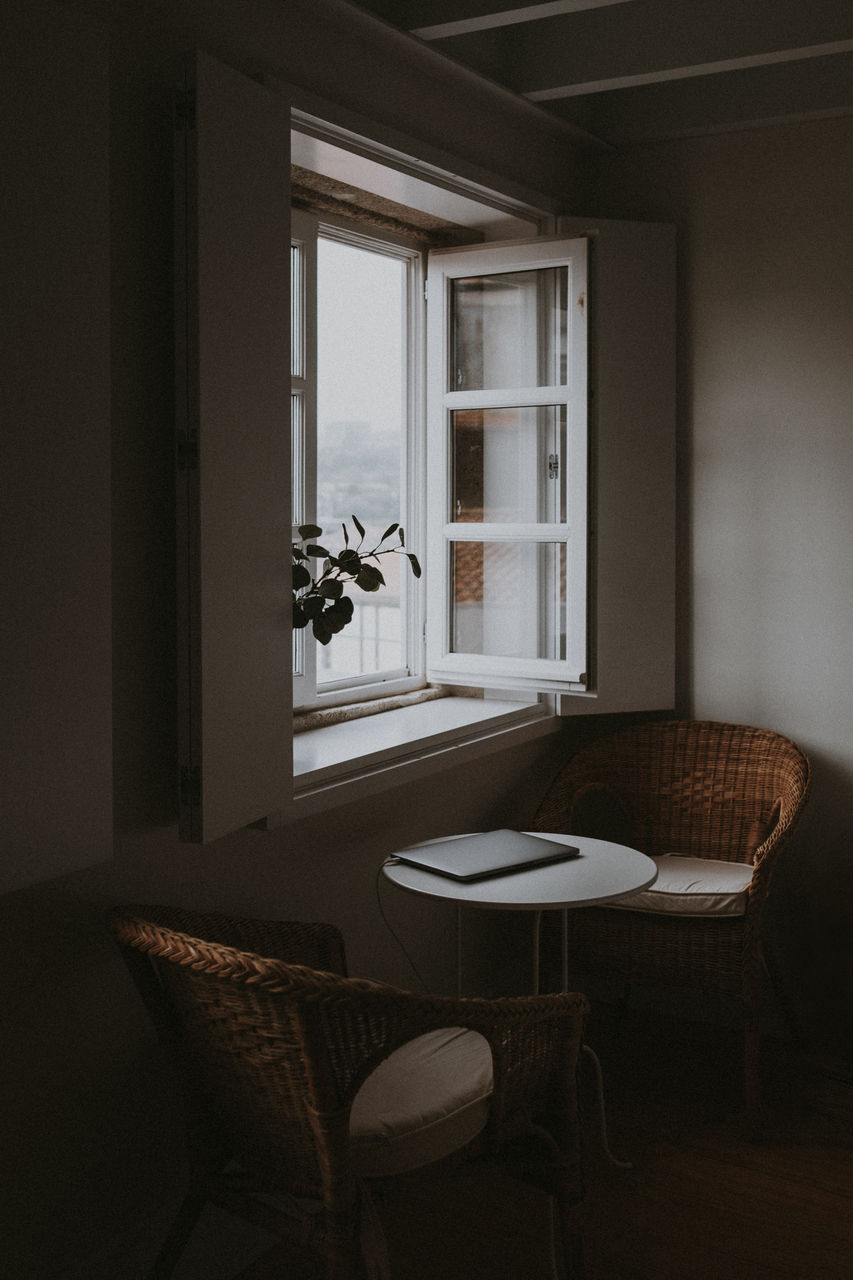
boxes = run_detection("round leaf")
[356,564,384,592]
[302,596,324,619]
[312,614,334,645]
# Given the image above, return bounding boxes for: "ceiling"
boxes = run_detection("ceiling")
[353,0,853,146]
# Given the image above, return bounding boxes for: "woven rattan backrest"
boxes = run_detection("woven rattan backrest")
[533,720,811,863]
[109,907,353,1197]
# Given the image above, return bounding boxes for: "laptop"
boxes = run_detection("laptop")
[392,829,580,882]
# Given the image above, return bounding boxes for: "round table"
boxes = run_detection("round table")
[383,831,657,994]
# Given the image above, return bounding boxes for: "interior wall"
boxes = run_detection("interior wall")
[584,115,853,1059]
[0,3,595,1276]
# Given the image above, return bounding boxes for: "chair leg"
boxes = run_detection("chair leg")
[148,1188,208,1279]
[550,1193,585,1280]
[743,990,761,1115]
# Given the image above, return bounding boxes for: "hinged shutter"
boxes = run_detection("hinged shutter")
[175,51,291,842]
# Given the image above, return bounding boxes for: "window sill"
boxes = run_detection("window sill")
[288,695,559,818]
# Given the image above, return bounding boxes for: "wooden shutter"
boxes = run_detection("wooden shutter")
[176,52,291,841]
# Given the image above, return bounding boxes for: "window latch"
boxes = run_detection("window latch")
[548,453,559,480]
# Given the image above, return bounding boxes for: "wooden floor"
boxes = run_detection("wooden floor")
[179,1009,853,1280]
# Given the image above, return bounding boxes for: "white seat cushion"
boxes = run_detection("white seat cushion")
[609,854,753,918]
[349,1027,493,1176]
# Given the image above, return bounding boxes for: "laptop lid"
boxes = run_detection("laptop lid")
[392,829,579,882]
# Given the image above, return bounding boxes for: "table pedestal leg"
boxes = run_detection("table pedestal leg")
[560,909,631,1170]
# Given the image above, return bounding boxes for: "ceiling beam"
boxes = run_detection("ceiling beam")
[525,38,853,100]
[411,0,632,41]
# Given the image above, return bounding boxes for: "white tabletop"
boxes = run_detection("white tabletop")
[382,831,657,911]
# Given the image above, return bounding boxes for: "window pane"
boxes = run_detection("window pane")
[452,405,566,522]
[316,235,406,683]
[291,392,304,526]
[450,267,567,392]
[450,541,565,660]
[291,243,303,377]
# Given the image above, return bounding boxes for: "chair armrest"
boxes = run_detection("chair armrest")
[749,748,811,874]
[308,978,588,1131]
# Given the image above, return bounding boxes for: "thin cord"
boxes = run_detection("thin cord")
[375,859,429,992]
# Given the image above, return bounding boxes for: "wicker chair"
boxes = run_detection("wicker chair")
[531,719,811,1110]
[109,904,589,1279]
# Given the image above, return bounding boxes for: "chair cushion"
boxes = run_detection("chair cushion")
[349,1027,493,1176]
[609,854,754,918]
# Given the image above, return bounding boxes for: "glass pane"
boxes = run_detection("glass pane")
[290,242,303,377]
[291,393,305,677]
[452,405,566,522]
[450,267,567,391]
[450,541,565,660]
[290,392,304,526]
[316,236,406,682]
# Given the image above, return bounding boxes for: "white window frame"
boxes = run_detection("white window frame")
[291,210,427,712]
[425,236,589,694]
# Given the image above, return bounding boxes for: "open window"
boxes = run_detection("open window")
[425,237,589,693]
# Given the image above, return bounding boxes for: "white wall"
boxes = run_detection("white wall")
[586,115,853,1059]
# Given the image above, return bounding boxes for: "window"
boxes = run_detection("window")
[426,237,589,694]
[291,210,423,710]
[292,223,591,712]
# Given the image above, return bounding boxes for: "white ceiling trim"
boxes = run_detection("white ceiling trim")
[526,38,853,100]
[411,0,632,41]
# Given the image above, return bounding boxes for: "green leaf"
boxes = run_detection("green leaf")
[335,548,361,571]
[292,545,307,561]
[380,522,399,542]
[356,564,385,592]
[292,563,311,590]
[406,552,422,579]
[324,596,354,626]
[292,601,308,629]
[298,523,323,540]
[398,527,405,545]
[305,543,330,558]
[352,514,365,540]
[302,596,324,619]
[319,579,343,599]
[323,606,349,635]
[312,614,334,645]
[342,522,349,546]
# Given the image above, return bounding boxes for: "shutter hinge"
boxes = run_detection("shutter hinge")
[548,453,560,480]
[176,428,199,471]
[423,278,429,302]
[179,764,201,810]
[174,88,196,132]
